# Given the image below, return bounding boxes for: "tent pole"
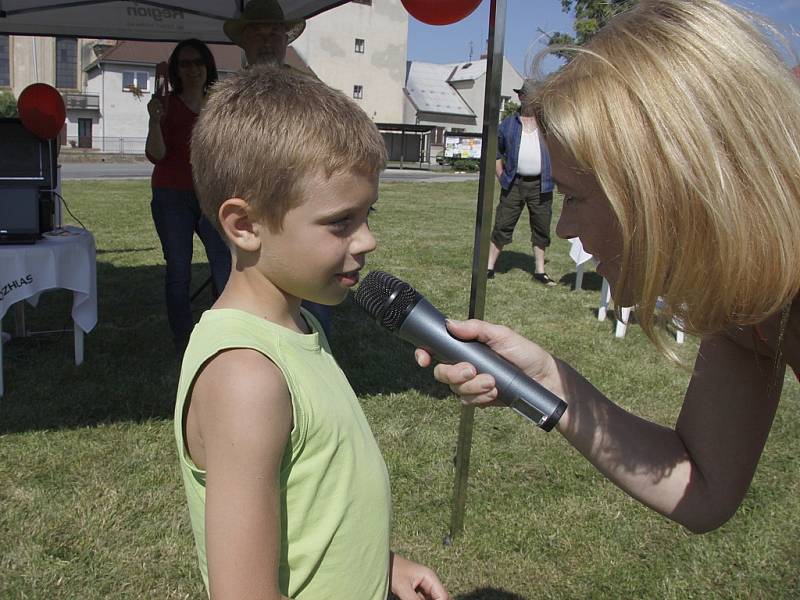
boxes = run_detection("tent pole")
[448,0,507,542]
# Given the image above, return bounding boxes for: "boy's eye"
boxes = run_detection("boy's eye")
[329,215,352,230]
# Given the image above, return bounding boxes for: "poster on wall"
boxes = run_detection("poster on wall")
[444,133,482,159]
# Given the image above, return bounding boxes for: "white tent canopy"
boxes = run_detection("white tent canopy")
[0,0,348,42]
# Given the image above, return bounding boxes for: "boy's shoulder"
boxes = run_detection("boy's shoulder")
[192,347,291,426]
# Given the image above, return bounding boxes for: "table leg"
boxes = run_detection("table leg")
[574,263,584,291]
[0,320,4,398]
[675,321,685,344]
[74,321,84,366]
[616,306,631,338]
[598,278,610,321]
[14,302,27,337]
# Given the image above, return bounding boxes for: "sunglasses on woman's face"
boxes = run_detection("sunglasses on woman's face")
[178,58,206,69]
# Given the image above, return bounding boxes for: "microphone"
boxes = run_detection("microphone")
[354,271,567,431]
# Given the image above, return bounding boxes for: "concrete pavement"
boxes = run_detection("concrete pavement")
[60,161,479,183]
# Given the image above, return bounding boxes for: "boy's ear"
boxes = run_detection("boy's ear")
[219,198,261,252]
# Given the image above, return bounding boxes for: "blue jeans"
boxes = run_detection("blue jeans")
[151,188,231,352]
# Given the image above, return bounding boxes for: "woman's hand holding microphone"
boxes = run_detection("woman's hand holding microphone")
[414,319,564,410]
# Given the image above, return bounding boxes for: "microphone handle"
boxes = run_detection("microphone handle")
[397,298,567,431]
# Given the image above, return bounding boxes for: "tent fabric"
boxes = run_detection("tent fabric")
[0,1,349,43]
[82,40,313,76]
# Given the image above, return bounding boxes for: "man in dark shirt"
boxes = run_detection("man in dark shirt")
[488,79,556,286]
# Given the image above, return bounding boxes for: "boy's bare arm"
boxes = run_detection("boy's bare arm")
[193,349,293,600]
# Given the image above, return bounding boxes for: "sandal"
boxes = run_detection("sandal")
[533,272,557,286]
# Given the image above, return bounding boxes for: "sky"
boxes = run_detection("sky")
[406,0,800,76]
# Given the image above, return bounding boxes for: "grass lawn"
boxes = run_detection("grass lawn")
[1,179,798,599]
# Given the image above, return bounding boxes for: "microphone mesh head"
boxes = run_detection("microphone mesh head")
[354,270,419,331]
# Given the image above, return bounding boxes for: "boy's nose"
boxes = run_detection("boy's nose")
[353,223,377,255]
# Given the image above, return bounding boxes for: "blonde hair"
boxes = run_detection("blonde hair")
[191,66,387,232]
[532,0,800,348]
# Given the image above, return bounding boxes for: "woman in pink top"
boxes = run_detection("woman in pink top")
[146,39,231,357]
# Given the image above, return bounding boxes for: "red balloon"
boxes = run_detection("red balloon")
[17,83,66,140]
[401,0,483,26]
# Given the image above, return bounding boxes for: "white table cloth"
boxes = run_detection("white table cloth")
[0,226,97,396]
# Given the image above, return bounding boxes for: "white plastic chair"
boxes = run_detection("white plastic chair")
[598,280,684,343]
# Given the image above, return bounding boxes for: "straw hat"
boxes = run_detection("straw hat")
[224,0,306,45]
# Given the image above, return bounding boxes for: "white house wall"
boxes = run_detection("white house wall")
[97,65,151,138]
[500,58,524,112]
[452,60,523,130]
[292,0,407,123]
[84,63,154,151]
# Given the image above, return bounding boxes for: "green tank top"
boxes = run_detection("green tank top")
[174,308,391,599]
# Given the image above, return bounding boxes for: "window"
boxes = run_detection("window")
[432,126,445,145]
[451,128,465,134]
[0,35,9,87]
[353,85,363,100]
[55,37,78,89]
[355,38,365,54]
[122,71,150,93]
[352,0,372,4]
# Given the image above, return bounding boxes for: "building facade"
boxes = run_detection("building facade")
[291,0,408,123]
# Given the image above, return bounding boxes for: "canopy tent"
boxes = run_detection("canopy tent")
[0,1,349,42]
[0,0,507,540]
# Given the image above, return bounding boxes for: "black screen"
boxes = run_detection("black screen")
[0,186,40,235]
[0,118,55,186]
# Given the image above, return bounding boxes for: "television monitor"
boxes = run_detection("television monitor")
[0,118,57,189]
[0,186,41,242]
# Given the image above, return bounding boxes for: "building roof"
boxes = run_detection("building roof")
[404,61,475,117]
[447,60,487,83]
[85,40,312,75]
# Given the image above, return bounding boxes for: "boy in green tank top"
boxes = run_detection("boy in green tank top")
[176,65,449,600]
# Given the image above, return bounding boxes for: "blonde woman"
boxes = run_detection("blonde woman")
[416,0,800,533]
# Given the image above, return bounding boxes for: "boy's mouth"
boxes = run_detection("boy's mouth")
[336,269,360,287]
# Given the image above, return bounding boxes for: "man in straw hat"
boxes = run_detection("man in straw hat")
[488,78,556,286]
[224,0,306,67]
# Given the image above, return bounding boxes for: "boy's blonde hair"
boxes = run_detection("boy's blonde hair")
[532,0,800,346]
[192,66,387,232]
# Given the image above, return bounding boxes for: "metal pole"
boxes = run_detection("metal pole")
[448,0,507,542]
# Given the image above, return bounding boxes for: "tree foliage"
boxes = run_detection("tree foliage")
[500,99,520,121]
[548,0,636,58]
[0,90,18,118]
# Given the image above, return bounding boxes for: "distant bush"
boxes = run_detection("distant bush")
[451,158,480,172]
[0,90,18,117]
[501,100,520,120]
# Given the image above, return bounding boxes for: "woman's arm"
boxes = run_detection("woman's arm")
[145,96,166,162]
[191,349,293,600]
[417,320,783,532]
[555,331,782,531]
